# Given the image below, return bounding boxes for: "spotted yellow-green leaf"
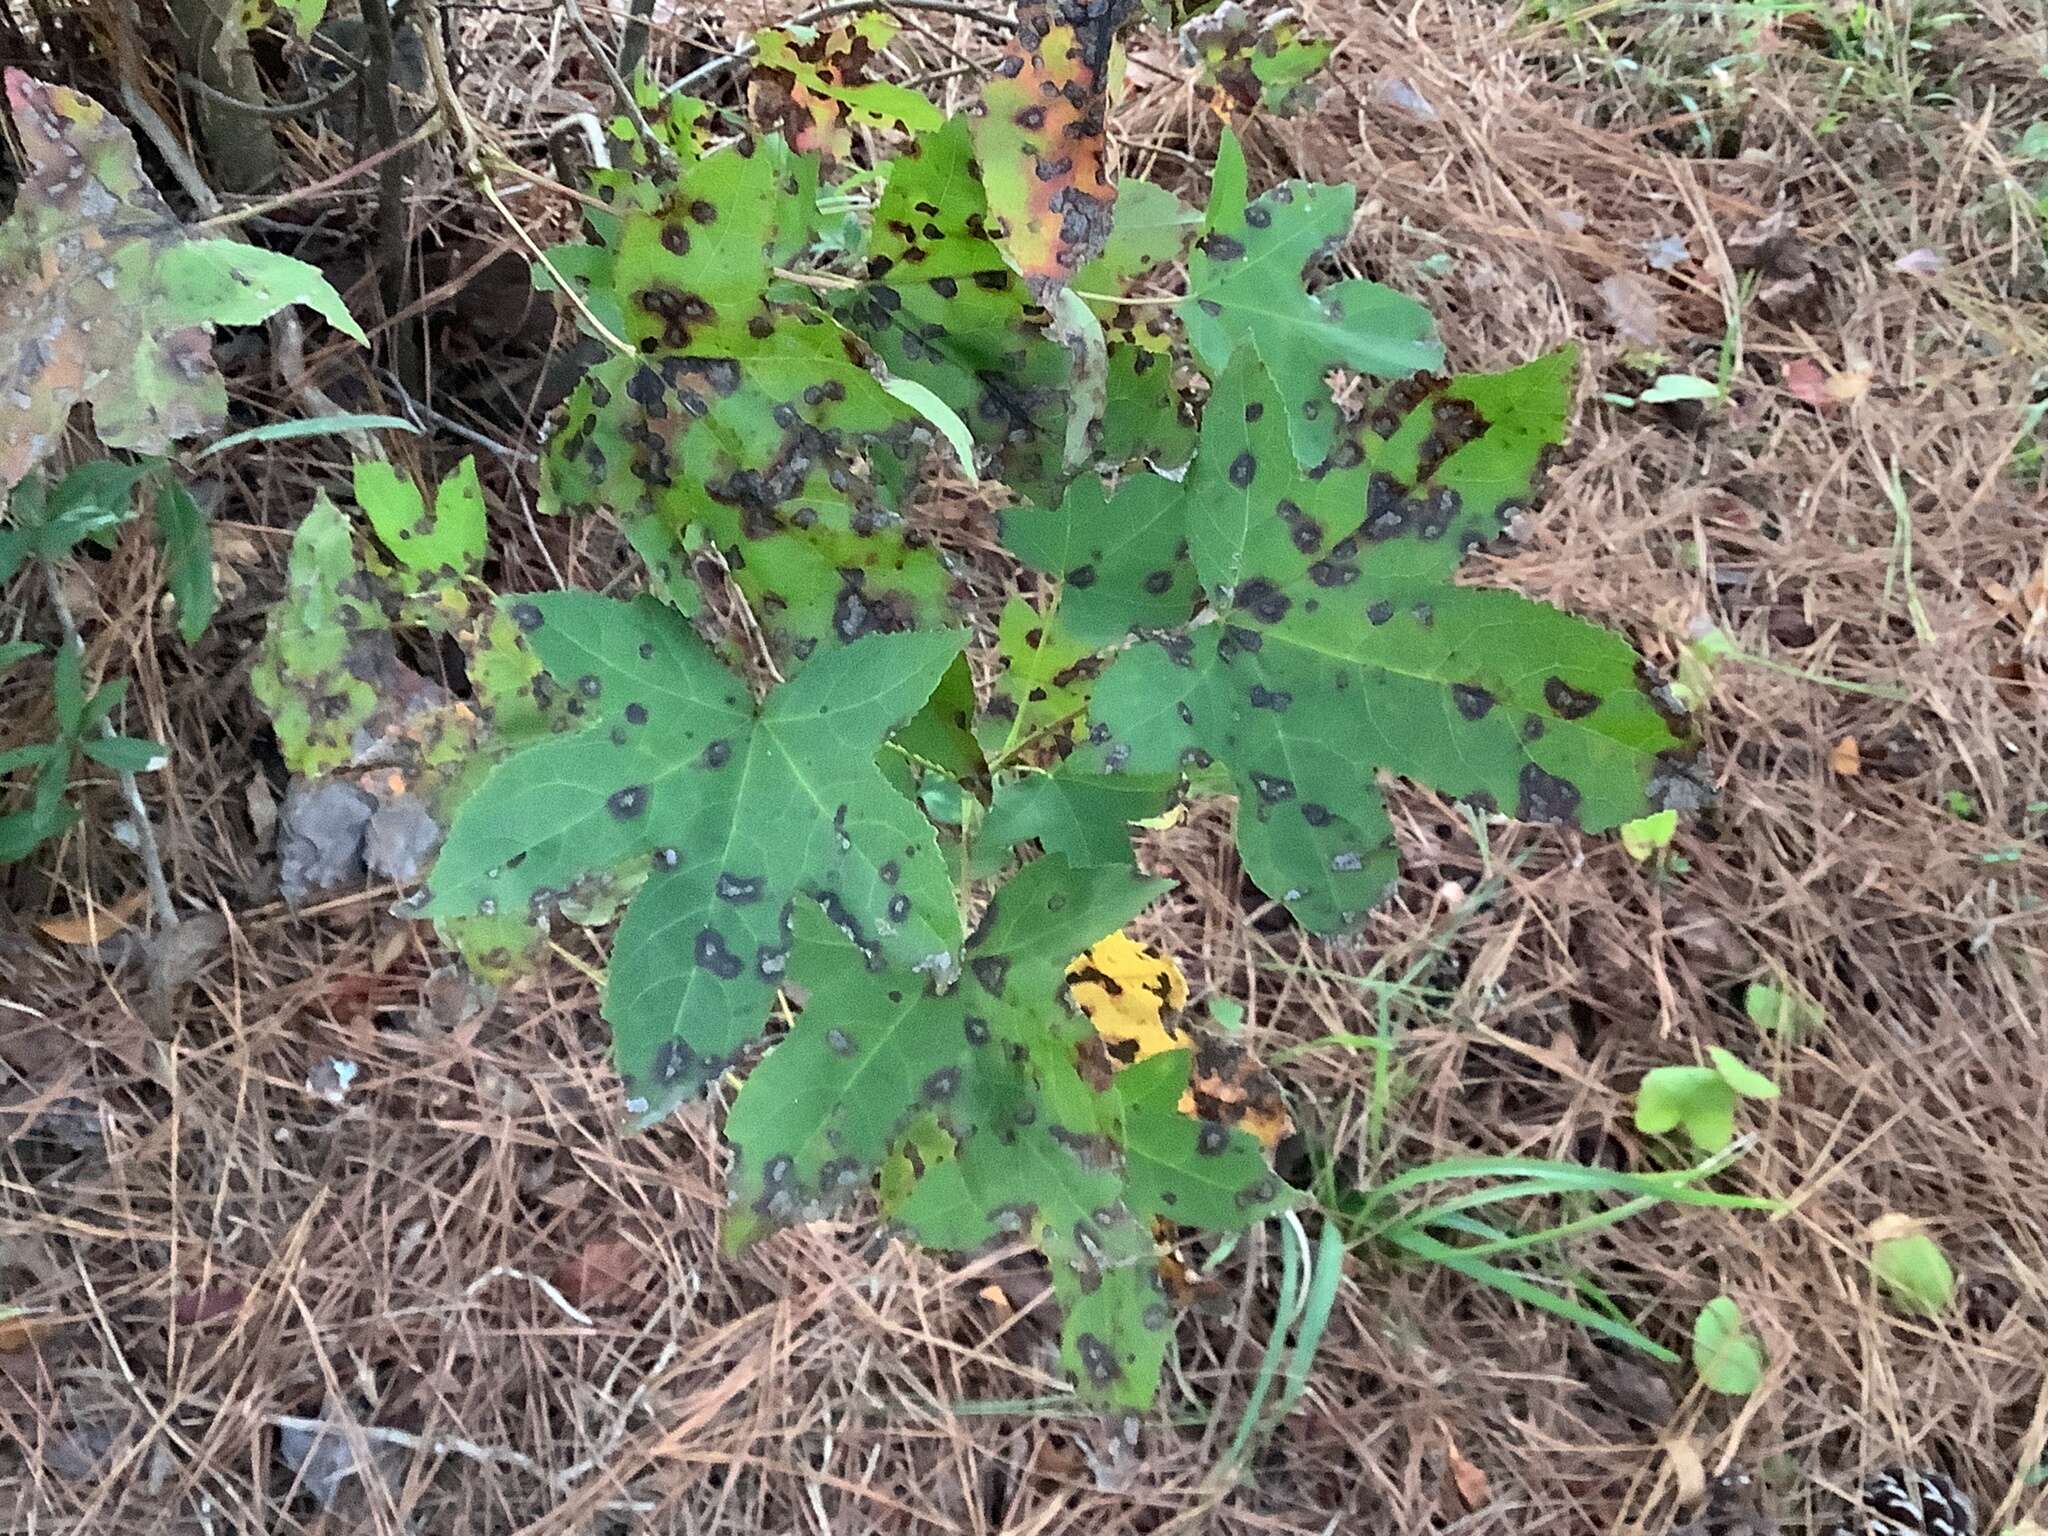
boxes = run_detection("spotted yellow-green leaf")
[972,1,1139,291]
[544,139,958,669]
[976,595,1100,762]
[0,70,363,489]
[416,596,968,1125]
[354,456,487,584]
[1085,343,1703,933]
[751,14,941,163]
[251,496,388,776]
[1184,130,1440,467]
[1181,2,1334,119]
[836,117,1080,504]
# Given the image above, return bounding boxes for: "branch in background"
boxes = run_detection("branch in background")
[617,0,657,83]
[359,0,424,396]
[166,0,285,193]
[562,0,673,174]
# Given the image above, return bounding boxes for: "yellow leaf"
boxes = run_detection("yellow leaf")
[37,888,147,946]
[1066,931,1189,1065]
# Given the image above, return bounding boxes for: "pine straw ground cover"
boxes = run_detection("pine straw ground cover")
[2,1,2045,1532]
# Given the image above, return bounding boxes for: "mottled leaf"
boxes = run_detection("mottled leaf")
[751,15,941,162]
[544,138,958,669]
[251,496,389,776]
[0,70,362,489]
[1184,131,1441,466]
[1086,344,1702,932]
[1181,1,1334,119]
[836,117,1079,503]
[1072,179,1201,301]
[976,595,1099,762]
[417,596,968,1124]
[1100,316,1197,469]
[972,1,1140,291]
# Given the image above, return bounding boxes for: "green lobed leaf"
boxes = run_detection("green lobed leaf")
[1184,131,1442,466]
[977,768,1178,875]
[1001,471,1199,645]
[728,853,1286,1406]
[1086,343,1702,932]
[416,594,969,1125]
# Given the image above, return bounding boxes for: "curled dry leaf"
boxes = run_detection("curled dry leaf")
[550,1237,642,1310]
[36,888,147,946]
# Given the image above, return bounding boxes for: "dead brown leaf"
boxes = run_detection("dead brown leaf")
[1830,736,1861,775]
[37,889,147,947]
[551,1237,642,1310]
[1441,1424,1492,1510]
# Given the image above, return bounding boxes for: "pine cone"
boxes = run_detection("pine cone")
[1829,1469,1975,1536]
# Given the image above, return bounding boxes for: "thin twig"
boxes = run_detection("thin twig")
[267,1413,543,1475]
[39,564,178,937]
[423,2,632,357]
[176,66,361,121]
[561,0,675,174]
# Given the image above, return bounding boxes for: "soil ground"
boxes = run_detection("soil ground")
[3,2,2046,1532]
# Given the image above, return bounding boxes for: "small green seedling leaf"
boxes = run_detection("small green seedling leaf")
[1745,977,1825,1041]
[1870,1222,1955,1318]
[1635,1066,1734,1151]
[1692,1295,1765,1395]
[1619,809,1678,860]
[1707,1046,1778,1101]
[1636,374,1721,404]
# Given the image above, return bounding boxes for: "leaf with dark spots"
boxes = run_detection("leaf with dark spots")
[1184,131,1441,466]
[1100,317,1198,469]
[1001,472,1198,644]
[748,13,942,164]
[729,854,1185,1407]
[834,117,1081,504]
[1181,3,1335,121]
[415,594,969,1126]
[1085,345,1699,932]
[976,595,1100,763]
[971,2,1141,292]
[545,324,954,671]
